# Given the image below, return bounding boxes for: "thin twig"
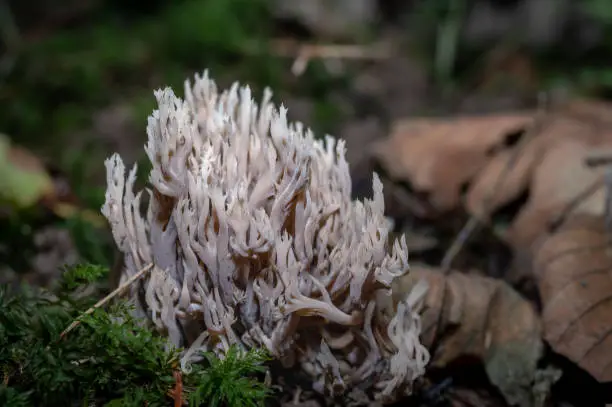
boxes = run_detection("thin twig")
[172,369,184,407]
[271,39,392,59]
[440,216,481,272]
[58,263,153,340]
[267,39,392,76]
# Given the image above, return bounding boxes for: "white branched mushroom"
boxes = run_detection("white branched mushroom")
[101,71,430,403]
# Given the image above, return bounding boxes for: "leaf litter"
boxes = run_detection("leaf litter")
[533,214,612,382]
[394,266,546,407]
[374,98,612,407]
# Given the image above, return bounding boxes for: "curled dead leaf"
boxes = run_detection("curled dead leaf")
[507,138,610,251]
[533,214,612,382]
[375,101,612,252]
[394,266,543,407]
[467,106,611,221]
[465,133,550,220]
[372,114,534,213]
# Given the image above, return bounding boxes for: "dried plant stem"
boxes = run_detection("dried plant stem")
[171,369,184,407]
[440,216,481,272]
[268,39,392,76]
[58,263,154,340]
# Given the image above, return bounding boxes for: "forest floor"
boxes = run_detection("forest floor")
[1,1,611,406]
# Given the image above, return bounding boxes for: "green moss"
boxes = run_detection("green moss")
[0,263,273,406]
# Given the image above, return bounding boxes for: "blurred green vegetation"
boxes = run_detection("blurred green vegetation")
[1,0,351,150]
[408,0,612,96]
[3,1,264,126]
[573,0,612,93]
[0,0,349,274]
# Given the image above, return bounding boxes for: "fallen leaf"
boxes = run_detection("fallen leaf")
[467,105,610,216]
[0,133,55,209]
[375,100,612,244]
[533,214,612,382]
[465,133,550,219]
[394,266,543,407]
[507,137,611,250]
[465,102,612,249]
[0,133,106,228]
[372,114,534,213]
[563,98,612,128]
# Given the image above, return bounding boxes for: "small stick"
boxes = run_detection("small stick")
[440,216,481,272]
[58,263,154,340]
[268,39,392,77]
[172,369,184,407]
[242,38,393,76]
[271,40,392,60]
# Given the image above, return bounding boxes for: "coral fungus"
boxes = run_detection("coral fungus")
[101,71,429,403]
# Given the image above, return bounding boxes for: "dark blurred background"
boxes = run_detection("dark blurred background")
[1,0,611,286]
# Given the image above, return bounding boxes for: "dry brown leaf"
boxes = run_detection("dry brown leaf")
[533,214,612,382]
[465,133,550,219]
[372,114,534,213]
[375,100,612,244]
[466,102,612,247]
[466,106,609,216]
[563,98,612,128]
[394,266,543,407]
[507,137,611,250]
[372,102,612,296]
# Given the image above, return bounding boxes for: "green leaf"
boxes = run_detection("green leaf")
[0,133,54,210]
